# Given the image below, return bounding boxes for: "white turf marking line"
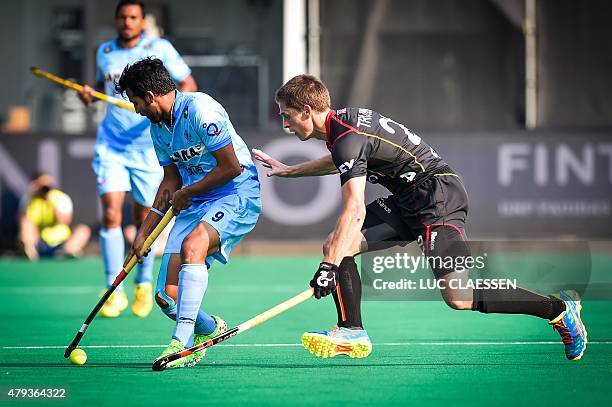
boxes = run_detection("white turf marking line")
[2,341,612,350]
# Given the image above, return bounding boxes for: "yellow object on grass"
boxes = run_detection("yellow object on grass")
[69,348,87,365]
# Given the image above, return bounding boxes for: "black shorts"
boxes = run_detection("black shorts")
[361,175,470,278]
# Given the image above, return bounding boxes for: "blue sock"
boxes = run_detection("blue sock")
[195,310,216,335]
[159,298,215,336]
[100,227,125,291]
[156,255,216,336]
[172,264,208,346]
[135,227,154,284]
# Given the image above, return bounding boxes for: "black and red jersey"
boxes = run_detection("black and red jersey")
[326,107,455,194]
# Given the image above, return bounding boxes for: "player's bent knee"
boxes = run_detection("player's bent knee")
[181,243,207,262]
[444,299,473,310]
[101,207,122,227]
[155,291,177,320]
[181,234,209,262]
[155,292,169,309]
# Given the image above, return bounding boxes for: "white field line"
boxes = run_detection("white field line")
[2,341,612,350]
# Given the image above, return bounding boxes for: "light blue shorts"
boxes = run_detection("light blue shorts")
[91,143,163,206]
[164,193,261,267]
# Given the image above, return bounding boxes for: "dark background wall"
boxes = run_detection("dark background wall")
[320,0,525,130]
[538,0,612,129]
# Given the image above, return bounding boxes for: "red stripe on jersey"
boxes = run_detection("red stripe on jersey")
[325,110,335,149]
[326,112,360,151]
[334,129,354,144]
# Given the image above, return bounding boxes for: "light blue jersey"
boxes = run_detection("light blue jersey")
[150,90,260,202]
[96,34,191,151]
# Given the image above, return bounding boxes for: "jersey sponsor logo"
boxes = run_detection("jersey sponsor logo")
[357,108,373,128]
[171,143,204,163]
[185,164,204,175]
[376,198,391,213]
[338,159,355,174]
[103,45,112,53]
[367,174,379,184]
[336,108,347,115]
[206,123,221,136]
[430,231,438,251]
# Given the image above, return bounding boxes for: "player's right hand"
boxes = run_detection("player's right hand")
[310,262,339,299]
[125,233,150,266]
[252,148,291,177]
[78,85,95,106]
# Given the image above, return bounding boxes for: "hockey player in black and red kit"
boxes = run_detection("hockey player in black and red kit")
[252,74,587,361]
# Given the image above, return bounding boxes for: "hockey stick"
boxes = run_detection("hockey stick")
[31,67,136,112]
[152,288,314,371]
[64,209,175,358]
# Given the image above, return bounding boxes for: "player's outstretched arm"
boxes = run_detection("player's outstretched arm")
[323,176,367,265]
[78,81,104,106]
[252,148,338,177]
[125,165,181,266]
[310,176,367,298]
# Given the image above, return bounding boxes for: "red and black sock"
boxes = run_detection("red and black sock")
[472,287,566,320]
[332,256,363,329]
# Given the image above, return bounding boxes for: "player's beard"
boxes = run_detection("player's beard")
[148,113,162,124]
[118,29,142,43]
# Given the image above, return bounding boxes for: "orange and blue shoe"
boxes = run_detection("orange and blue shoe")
[550,290,588,361]
[301,327,372,358]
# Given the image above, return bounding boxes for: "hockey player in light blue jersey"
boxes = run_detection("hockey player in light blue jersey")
[116,57,261,368]
[78,0,197,318]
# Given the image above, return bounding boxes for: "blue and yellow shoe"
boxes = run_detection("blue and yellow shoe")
[549,290,588,361]
[301,327,372,358]
[190,315,228,366]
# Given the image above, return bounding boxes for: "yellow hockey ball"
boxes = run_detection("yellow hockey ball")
[69,348,87,365]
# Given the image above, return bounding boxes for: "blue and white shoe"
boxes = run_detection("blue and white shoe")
[301,327,372,358]
[549,290,588,361]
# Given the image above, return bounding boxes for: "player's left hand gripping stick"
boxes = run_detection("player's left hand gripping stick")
[152,288,314,371]
[64,209,175,358]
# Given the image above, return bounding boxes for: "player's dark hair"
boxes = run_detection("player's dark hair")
[115,0,146,18]
[275,74,331,112]
[115,57,176,98]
